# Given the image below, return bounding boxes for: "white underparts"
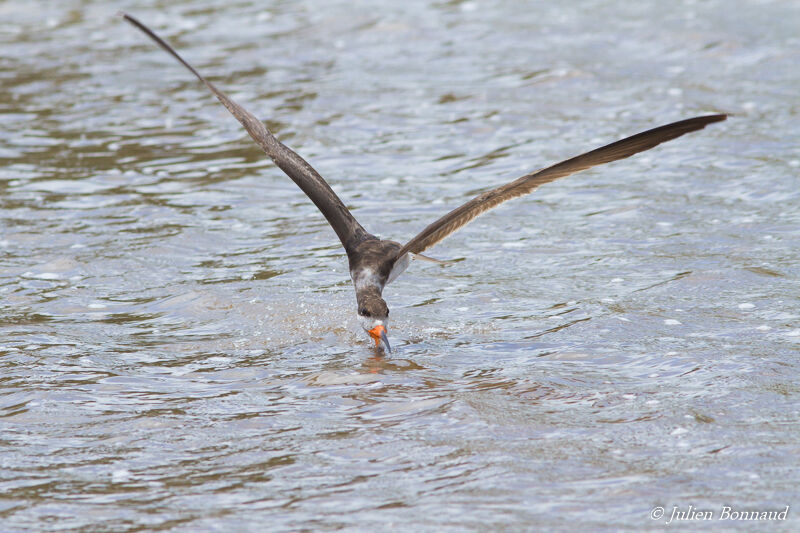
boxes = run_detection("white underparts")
[351,253,410,292]
[358,315,384,332]
[353,267,384,292]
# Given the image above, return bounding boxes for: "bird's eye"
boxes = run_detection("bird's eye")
[359,307,369,317]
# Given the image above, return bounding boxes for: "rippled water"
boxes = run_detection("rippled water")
[2,0,799,530]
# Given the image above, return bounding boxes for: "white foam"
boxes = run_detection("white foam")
[112,469,132,483]
[22,272,61,280]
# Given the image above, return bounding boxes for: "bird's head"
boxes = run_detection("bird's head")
[357,297,391,353]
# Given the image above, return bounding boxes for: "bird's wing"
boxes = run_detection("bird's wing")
[122,13,366,250]
[397,114,726,257]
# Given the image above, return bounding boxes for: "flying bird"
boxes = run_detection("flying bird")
[121,13,726,353]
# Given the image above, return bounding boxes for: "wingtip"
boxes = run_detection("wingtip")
[697,113,728,130]
[687,114,727,126]
[698,113,728,126]
[119,12,142,29]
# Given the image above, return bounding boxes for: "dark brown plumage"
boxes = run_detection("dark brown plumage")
[396,114,726,257]
[122,13,727,353]
[121,13,365,251]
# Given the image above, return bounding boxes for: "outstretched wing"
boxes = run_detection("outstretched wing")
[397,114,726,257]
[121,13,366,250]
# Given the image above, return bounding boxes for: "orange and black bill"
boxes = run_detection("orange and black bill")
[368,324,391,353]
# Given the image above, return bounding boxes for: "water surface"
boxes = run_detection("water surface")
[1,0,798,530]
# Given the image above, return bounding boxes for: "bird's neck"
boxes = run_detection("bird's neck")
[355,285,383,305]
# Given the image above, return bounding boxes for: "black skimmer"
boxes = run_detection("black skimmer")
[122,13,726,353]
